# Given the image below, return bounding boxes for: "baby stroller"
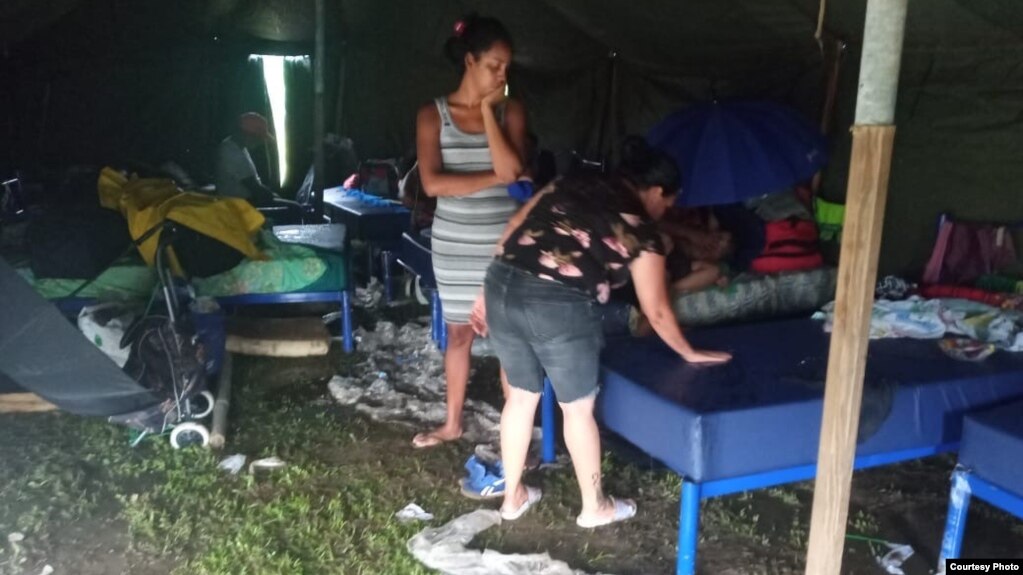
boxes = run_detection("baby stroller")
[0,222,216,449]
[111,224,216,447]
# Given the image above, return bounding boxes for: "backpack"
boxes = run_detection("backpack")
[358,159,401,200]
[750,218,823,274]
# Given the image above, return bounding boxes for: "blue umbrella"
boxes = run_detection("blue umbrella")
[647,101,828,207]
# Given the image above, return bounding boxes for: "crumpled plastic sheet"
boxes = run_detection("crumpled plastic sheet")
[217,454,247,475]
[408,509,613,575]
[353,278,384,309]
[328,322,503,443]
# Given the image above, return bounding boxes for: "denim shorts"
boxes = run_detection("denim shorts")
[484,260,605,403]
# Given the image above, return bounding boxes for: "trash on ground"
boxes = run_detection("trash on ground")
[877,542,914,575]
[408,509,613,575]
[395,503,434,523]
[327,322,501,444]
[249,456,287,474]
[217,454,247,475]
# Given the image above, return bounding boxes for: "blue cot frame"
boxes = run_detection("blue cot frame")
[53,290,355,353]
[538,386,962,575]
[394,252,447,351]
[939,468,1023,569]
[213,290,355,353]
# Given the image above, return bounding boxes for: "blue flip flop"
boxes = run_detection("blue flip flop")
[459,455,505,500]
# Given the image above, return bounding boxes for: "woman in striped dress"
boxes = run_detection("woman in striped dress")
[412,14,528,448]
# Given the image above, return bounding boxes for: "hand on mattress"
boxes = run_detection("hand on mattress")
[680,349,732,365]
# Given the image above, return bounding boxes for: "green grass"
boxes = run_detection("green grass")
[4,327,1023,574]
[114,352,462,575]
[0,349,468,575]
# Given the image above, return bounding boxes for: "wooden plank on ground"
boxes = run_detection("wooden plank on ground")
[225,317,331,357]
[0,392,58,413]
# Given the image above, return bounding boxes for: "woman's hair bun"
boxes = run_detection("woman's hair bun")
[443,14,513,74]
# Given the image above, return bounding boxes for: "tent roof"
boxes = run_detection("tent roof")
[6,0,1023,57]
[4,0,1023,278]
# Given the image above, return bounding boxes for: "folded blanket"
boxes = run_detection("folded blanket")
[672,267,837,327]
[813,296,1023,351]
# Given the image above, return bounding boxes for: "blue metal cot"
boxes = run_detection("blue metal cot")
[538,317,1023,574]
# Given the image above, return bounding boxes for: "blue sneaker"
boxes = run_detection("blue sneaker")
[459,455,505,500]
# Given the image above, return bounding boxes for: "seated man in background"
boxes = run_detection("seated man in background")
[215,112,277,208]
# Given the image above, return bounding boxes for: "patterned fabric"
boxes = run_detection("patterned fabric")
[193,231,330,297]
[815,295,1023,352]
[21,260,157,300]
[430,97,517,324]
[499,175,664,303]
[22,231,340,300]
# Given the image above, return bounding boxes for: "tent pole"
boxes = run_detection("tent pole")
[312,0,326,219]
[804,0,907,574]
[812,38,845,194]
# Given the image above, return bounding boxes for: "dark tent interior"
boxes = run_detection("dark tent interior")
[4,3,1023,573]
[3,0,1023,275]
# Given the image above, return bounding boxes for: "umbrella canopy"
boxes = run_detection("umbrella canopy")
[647,101,829,207]
[0,257,159,417]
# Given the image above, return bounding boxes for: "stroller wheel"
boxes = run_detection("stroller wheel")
[170,422,210,449]
[188,390,215,419]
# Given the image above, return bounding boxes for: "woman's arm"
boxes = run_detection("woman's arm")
[481,95,528,183]
[416,104,503,198]
[630,251,731,364]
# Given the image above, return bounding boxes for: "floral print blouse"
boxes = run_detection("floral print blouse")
[499,175,664,303]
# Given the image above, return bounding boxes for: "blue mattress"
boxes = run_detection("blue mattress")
[598,318,1023,483]
[959,399,1023,497]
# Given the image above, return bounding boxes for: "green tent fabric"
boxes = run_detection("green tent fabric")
[3,0,1023,277]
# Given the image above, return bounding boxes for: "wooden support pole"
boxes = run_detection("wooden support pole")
[209,353,233,450]
[312,0,326,219]
[812,38,846,194]
[805,125,895,574]
[805,0,907,571]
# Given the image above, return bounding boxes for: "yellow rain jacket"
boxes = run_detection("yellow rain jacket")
[98,168,265,275]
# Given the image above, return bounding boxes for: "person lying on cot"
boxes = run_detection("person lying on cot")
[659,206,733,294]
[470,137,732,528]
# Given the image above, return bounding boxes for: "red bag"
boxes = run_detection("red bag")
[750,218,823,273]
[918,284,1004,307]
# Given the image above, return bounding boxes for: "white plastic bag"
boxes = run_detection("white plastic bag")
[77,303,138,367]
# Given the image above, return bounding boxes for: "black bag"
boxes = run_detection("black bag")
[169,224,245,278]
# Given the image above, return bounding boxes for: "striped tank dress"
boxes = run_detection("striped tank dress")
[431,97,518,324]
